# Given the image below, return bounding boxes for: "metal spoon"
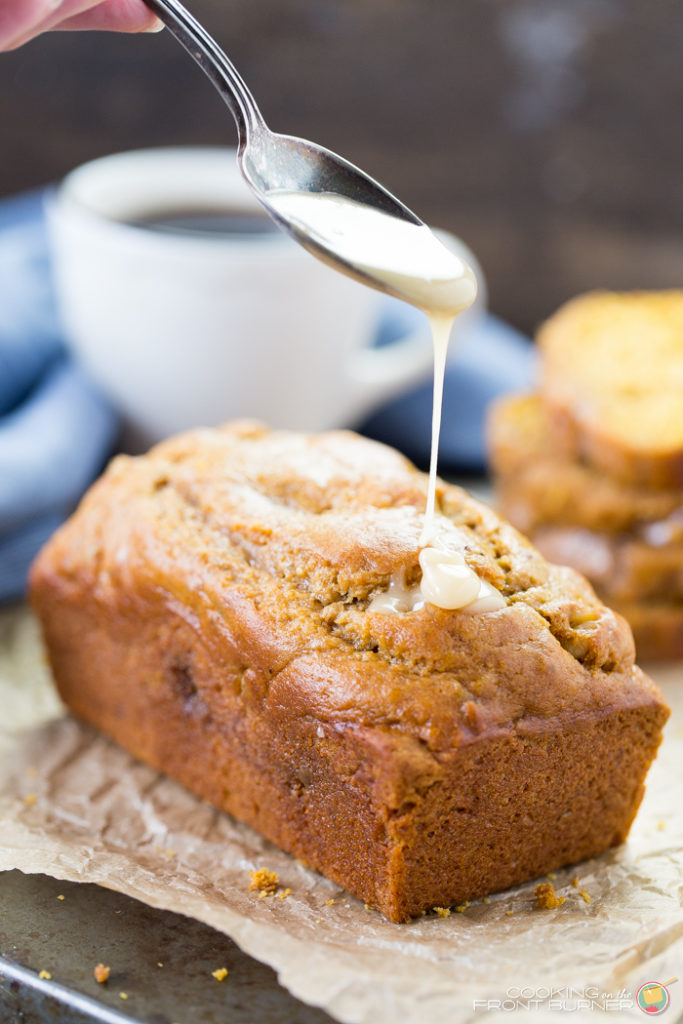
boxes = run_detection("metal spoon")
[142,0,470,307]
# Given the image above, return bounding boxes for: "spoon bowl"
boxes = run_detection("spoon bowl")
[142,0,476,310]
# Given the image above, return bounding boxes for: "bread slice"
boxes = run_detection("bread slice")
[512,519,683,660]
[538,291,683,490]
[609,600,683,662]
[487,393,683,534]
[30,423,668,921]
[527,521,683,660]
[530,525,683,606]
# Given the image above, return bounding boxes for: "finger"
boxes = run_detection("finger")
[1,0,100,48]
[53,1,162,33]
[3,0,160,47]
[0,0,62,50]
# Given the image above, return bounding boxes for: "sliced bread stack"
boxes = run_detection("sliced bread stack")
[488,291,683,660]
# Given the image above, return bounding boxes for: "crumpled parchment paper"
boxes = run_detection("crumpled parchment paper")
[1,605,681,1023]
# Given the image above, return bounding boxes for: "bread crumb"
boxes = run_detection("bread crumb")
[364,903,372,911]
[324,899,335,906]
[57,895,65,901]
[546,872,557,880]
[249,868,279,894]
[483,897,490,904]
[157,962,164,968]
[211,968,229,982]
[24,794,37,806]
[38,970,51,980]
[433,907,451,918]
[94,964,110,984]
[571,876,580,888]
[455,901,471,913]
[657,821,666,831]
[505,910,513,916]
[534,883,565,909]
[579,889,592,904]
[278,888,291,899]
[119,992,128,1000]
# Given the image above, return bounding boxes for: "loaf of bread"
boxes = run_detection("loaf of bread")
[539,291,683,490]
[30,423,669,921]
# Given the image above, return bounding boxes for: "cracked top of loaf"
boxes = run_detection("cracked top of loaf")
[38,422,663,754]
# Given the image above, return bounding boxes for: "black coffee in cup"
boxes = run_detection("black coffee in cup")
[128,208,281,237]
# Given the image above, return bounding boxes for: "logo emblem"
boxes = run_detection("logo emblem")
[636,978,678,1015]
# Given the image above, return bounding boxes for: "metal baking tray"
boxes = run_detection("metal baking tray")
[0,870,332,1023]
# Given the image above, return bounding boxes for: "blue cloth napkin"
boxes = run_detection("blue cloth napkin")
[0,191,118,603]
[0,188,536,604]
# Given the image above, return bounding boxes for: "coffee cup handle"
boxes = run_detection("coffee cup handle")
[346,315,433,417]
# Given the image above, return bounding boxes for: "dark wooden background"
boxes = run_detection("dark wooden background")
[1,0,681,334]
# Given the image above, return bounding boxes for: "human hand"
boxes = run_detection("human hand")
[0,0,161,51]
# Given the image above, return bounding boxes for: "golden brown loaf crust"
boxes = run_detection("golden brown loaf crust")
[30,422,669,921]
[538,291,683,490]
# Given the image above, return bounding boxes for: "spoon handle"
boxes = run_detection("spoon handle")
[143,0,266,144]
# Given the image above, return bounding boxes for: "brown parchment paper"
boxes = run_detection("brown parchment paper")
[1,604,682,1024]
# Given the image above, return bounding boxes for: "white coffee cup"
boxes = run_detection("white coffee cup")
[46,147,485,447]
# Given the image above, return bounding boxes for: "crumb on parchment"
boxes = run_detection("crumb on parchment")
[249,868,279,894]
[433,907,451,918]
[57,895,65,901]
[579,889,592,904]
[38,970,51,980]
[94,964,110,984]
[211,968,229,982]
[534,882,565,909]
